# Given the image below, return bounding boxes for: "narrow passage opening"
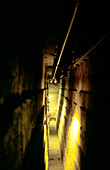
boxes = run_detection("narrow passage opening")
[47,83,63,170]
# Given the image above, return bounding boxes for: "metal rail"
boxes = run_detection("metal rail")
[71,32,110,69]
[52,1,79,79]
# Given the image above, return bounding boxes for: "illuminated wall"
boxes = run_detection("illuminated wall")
[64,107,81,170]
[57,56,95,169]
[44,122,49,170]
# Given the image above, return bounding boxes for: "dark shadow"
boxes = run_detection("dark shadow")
[20,106,45,170]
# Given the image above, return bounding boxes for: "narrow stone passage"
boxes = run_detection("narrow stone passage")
[47,83,63,169]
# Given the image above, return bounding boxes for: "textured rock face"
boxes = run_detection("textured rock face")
[0,51,44,170]
[0,5,44,169]
[57,45,110,170]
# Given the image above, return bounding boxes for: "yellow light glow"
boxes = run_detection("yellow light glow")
[49,96,52,98]
[58,101,66,144]
[64,107,80,170]
[44,124,48,170]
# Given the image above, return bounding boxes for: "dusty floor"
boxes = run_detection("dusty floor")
[49,121,63,170]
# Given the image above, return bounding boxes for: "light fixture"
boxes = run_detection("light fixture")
[54,79,57,84]
[49,78,57,84]
[50,79,53,83]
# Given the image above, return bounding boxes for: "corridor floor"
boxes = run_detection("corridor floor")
[49,121,63,170]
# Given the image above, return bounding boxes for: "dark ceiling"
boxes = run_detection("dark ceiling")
[37,0,109,48]
[0,0,109,78]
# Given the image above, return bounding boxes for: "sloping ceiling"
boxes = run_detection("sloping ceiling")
[1,1,109,80]
[38,0,109,79]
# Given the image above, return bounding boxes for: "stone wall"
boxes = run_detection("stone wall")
[0,49,45,169]
[57,35,110,169]
[0,4,45,169]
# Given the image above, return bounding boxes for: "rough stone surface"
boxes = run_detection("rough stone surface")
[0,9,44,168]
[57,50,110,169]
